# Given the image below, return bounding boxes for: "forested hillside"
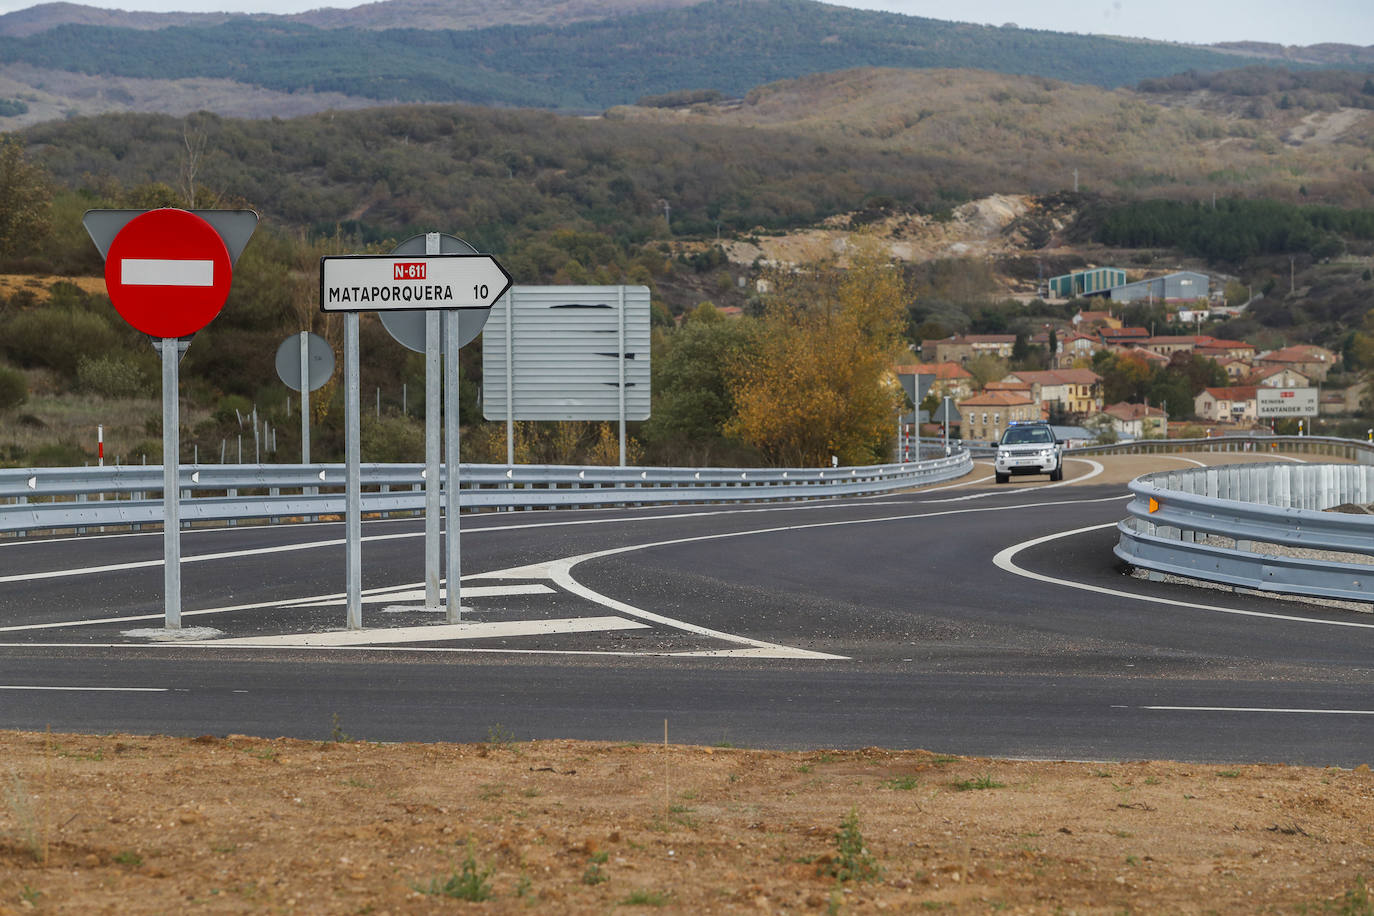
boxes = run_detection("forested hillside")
[0,0,1296,112]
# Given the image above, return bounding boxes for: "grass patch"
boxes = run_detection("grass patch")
[1325,876,1373,915]
[882,775,919,790]
[113,849,143,866]
[417,848,493,902]
[4,771,47,864]
[620,889,671,906]
[824,808,881,884]
[953,774,1005,791]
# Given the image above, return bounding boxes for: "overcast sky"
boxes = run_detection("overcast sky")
[0,0,1368,47]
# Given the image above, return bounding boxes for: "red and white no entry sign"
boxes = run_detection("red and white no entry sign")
[104,208,233,338]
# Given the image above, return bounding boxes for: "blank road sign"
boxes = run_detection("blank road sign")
[482,286,651,422]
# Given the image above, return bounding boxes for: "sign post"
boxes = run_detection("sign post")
[377,233,485,610]
[84,208,257,629]
[321,250,509,627]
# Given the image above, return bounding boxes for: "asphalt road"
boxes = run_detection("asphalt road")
[1,453,1370,765]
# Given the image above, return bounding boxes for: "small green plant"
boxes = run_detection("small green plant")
[4,771,46,864]
[418,848,493,902]
[516,873,533,898]
[953,774,1005,791]
[1218,770,1240,779]
[620,888,671,906]
[486,723,516,748]
[826,808,881,883]
[1327,876,1373,915]
[882,775,919,790]
[19,886,40,906]
[330,713,350,743]
[114,849,143,866]
[345,778,374,789]
[582,862,609,885]
[797,764,813,773]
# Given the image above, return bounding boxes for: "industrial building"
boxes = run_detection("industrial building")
[1047,267,1127,298]
[1107,271,1210,304]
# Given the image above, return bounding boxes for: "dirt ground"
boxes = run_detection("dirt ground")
[2,730,1372,914]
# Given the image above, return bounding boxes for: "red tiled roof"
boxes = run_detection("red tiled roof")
[1103,401,1165,420]
[1201,386,1258,400]
[959,390,1035,407]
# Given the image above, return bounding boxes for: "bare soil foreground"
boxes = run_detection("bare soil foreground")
[2,731,1373,914]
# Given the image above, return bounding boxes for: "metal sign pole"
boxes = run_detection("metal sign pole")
[444,311,462,623]
[505,288,515,466]
[160,338,181,629]
[345,313,362,630]
[298,331,310,464]
[424,233,442,609]
[618,285,627,467]
[425,309,442,608]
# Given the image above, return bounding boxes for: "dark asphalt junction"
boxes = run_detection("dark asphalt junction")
[1,457,1370,765]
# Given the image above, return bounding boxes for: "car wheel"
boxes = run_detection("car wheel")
[1049,464,1063,482]
[995,472,1009,484]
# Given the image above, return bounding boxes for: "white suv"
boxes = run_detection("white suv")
[994,423,1063,484]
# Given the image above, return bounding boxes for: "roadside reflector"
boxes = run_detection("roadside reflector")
[1148,497,1160,513]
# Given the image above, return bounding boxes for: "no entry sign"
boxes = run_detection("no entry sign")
[104,209,234,338]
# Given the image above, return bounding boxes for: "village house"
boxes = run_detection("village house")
[1000,368,1104,417]
[956,391,1038,444]
[1097,401,1168,439]
[894,362,976,402]
[1098,327,1150,348]
[1057,333,1100,368]
[1254,345,1338,383]
[1194,386,1259,424]
[1071,309,1122,332]
[928,334,1017,364]
[1246,365,1314,389]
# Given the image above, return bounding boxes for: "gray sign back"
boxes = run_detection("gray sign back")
[379,234,491,352]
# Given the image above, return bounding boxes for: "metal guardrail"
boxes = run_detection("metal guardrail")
[0,451,973,537]
[1115,462,1374,603]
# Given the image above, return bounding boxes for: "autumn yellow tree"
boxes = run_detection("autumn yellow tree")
[725,247,909,467]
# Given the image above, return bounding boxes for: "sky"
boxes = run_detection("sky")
[0,0,1369,48]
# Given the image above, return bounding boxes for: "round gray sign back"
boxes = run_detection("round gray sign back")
[380,233,492,353]
[275,331,335,392]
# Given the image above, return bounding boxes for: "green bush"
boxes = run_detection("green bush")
[360,413,424,463]
[27,442,89,467]
[76,354,152,398]
[0,364,26,409]
[0,308,121,378]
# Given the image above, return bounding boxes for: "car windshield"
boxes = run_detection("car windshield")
[1002,427,1053,445]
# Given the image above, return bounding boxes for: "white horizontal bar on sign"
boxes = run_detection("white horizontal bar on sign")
[122,258,215,287]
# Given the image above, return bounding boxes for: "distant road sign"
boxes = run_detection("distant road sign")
[320,255,511,313]
[275,332,335,392]
[102,209,234,338]
[1257,387,1318,417]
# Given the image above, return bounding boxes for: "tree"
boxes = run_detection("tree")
[0,137,51,259]
[725,249,908,467]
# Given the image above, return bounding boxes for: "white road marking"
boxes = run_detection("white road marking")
[0,685,166,692]
[1128,706,1374,716]
[1157,455,1207,467]
[193,616,647,647]
[993,522,1374,631]
[926,459,1103,503]
[286,584,553,608]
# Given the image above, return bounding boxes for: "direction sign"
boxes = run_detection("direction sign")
[103,209,234,338]
[1257,386,1318,417]
[320,255,511,313]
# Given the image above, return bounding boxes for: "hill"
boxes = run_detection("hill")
[0,0,1329,122]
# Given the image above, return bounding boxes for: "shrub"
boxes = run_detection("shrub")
[0,364,26,409]
[360,413,424,463]
[76,355,152,398]
[0,308,121,378]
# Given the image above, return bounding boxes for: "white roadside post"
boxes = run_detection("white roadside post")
[321,250,510,631]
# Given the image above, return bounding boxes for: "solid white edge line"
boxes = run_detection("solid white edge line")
[992,522,1374,631]
[0,685,167,692]
[1137,706,1374,715]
